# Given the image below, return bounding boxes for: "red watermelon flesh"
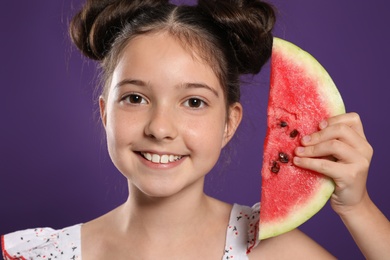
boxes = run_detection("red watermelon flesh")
[259,37,345,240]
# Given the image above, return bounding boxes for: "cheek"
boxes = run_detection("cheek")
[105,110,139,149]
[184,116,227,151]
[104,116,123,160]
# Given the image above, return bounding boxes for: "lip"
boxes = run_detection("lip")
[136,151,187,169]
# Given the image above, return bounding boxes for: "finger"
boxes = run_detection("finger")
[301,123,372,160]
[292,156,345,180]
[295,139,362,164]
[322,112,367,140]
[293,155,369,190]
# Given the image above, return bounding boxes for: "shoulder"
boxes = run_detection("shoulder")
[2,224,81,260]
[249,228,336,259]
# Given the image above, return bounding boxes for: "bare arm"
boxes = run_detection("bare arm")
[339,194,390,260]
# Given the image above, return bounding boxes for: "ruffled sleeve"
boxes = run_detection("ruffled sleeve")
[223,202,261,259]
[1,224,81,260]
[246,202,260,253]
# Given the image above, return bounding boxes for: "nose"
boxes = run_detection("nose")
[144,106,178,141]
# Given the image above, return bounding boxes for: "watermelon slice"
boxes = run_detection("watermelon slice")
[258,37,345,240]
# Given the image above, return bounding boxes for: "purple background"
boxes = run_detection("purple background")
[1,1,389,259]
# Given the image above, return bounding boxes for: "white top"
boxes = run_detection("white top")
[2,203,260,260]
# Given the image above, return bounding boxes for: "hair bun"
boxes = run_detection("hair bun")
[69,0,169,60]
[198,0,275,74]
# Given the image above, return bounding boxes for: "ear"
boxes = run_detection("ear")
[99,96,107,128]
[222,102,243,148]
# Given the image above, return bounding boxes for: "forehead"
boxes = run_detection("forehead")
[112,32,222,90]
[122,30,222,75]
[123,31,209,63]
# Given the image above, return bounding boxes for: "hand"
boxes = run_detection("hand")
[293,112,373,215]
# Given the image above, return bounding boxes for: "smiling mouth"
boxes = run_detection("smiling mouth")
[140,152,184,164]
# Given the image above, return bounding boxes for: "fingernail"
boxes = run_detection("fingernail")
[319,120,328,129]
[296,146,305,154]
[302,135,311,144]
[293,157,301,164]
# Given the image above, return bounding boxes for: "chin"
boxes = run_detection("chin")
[129,178,203,200]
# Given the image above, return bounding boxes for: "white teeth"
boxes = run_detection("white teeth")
[161,155,169,164]
[141,152,182,164]
[144,153,152,161]
[152,154,160,163]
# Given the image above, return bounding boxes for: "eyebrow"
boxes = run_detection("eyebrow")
[115,79,147,89]
[181,82,219,97]
[114,79,219,98]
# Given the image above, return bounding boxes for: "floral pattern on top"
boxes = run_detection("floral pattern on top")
[2,203,260,260]
[1,224,81,260]
[223,203,260,260]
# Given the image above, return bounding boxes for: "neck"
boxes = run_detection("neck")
[117,179,215,242]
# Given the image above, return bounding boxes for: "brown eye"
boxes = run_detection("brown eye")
[184,98,206,108]
[123,94,147,104]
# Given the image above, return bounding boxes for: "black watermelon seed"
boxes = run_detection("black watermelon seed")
[280,121,288,127]
[290,129,299,138]
[271,161,280,173]
[279,152,289,163]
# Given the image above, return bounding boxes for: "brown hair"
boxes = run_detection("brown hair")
[69,0,275,105]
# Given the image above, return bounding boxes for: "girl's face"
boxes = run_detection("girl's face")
[100,32,242,198]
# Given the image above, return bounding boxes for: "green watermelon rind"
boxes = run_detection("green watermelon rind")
[259,177,335,239]
[259,37,345,240]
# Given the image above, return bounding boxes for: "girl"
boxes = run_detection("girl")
[2,0,389,259]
